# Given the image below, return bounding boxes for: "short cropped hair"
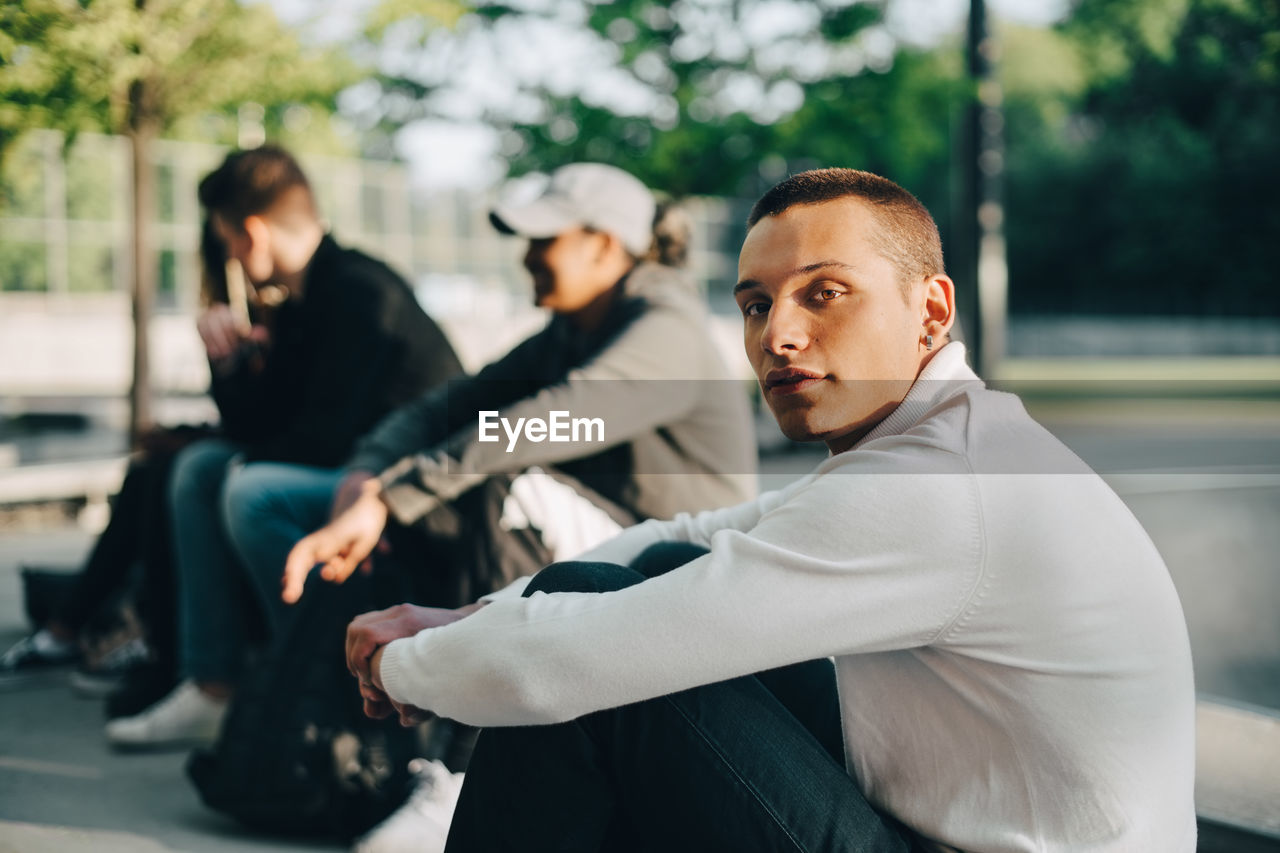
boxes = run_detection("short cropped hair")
[748,168,945,292]
[198,145,313,224]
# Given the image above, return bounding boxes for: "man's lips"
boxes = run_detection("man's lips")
[764,368,825,395]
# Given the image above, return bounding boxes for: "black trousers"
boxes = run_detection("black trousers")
[55,449,180,669]
[445,543,919,853]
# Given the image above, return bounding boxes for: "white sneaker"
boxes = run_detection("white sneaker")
[104,680,227,750]
[353,758,464,853]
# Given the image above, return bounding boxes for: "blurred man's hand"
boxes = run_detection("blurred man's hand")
[331,470,376,520]
[281,479,389,603]
[197,303,246,361]
[197,303,269,367]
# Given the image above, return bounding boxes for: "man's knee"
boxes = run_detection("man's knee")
[170,440,237,507]
[630,542,709,579]
[524,561,646,597]
[221,464,286,530]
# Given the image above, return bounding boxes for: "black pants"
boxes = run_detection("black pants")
[445,543,919,853]
[55,450,179,669]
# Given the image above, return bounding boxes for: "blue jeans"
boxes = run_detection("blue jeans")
[221,460,340,621]
[445,545,918,853]
[170,439,339,683]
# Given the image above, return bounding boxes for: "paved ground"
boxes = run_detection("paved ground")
[0,530,344,852]
[1,395,1279,850]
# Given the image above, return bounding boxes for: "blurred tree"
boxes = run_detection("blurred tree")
[1003,0,1280,316]
[0,0,358,443]
[356,0,963,200]
[350,0,965,310]
[357,0,1277,324]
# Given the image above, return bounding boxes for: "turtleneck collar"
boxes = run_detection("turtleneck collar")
[853,342,983,450]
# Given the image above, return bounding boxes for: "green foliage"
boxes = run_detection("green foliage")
[0,0,360,160]
[364,0,466,40]
[1005,0,1280,316]
[65,138,116,220]
[505,1,963,200]
[67,243,115,292]
[0,132,46,217]
[0,240,46,291]
[363,0,964,202]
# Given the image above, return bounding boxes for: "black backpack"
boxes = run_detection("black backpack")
[186,575,419,840]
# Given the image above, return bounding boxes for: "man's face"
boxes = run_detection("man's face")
[523,228,612,313]
[735,197,928,454]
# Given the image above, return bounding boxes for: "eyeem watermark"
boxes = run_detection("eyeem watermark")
[478,410,605,453]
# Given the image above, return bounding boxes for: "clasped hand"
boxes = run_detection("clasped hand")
[345,602,480,725]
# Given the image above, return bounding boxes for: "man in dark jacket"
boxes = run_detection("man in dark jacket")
[105,145,462,748]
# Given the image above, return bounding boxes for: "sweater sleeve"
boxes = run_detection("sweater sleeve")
[346,325,557,476]
[242,273,403,466]
[378,449,984,727]
[377,300,711,525]
[344,386,451,476]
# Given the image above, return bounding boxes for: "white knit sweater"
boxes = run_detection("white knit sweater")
[379,343,1197,853]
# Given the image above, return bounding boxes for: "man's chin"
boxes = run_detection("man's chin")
[771,414,825,445]
[772,410,869,449]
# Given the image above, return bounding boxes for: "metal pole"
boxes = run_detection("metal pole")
[959,0,1008,377]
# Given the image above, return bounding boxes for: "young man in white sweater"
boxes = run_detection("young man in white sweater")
[344,169,1197,852]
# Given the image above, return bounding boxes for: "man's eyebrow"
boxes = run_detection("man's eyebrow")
[796,260,858,276]
[732,260,857,296]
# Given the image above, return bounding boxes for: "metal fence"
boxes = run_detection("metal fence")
[0,130,751,319]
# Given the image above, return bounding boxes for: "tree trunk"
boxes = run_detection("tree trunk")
[127,98,159,446]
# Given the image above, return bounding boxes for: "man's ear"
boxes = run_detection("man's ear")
[242,215,271,253]
[593,229,624,264]
[922,274,956,339]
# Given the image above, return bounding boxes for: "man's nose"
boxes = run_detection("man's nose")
[760,302,809,355]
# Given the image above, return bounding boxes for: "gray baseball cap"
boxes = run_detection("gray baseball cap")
[489,163,656,257]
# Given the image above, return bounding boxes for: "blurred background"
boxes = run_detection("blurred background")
[1,0,1278,849]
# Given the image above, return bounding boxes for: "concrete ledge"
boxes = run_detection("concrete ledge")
[0,458,127,507]
[1197,698,1280,839]
[993,356,1280,385]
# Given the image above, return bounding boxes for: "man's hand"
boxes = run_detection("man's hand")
[331,470,375,520]
[197,303,267,363]
[346,602,484,722]
[281,479,389,603]
[356,647,433,726]
[197,303,244,361]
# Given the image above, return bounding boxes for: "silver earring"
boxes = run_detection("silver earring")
[925,334,933,351]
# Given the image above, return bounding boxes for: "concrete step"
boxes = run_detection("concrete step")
[0,820,174,853]
[1195,698,1280,844]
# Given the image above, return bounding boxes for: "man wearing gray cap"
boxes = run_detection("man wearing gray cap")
[489,162,661,258]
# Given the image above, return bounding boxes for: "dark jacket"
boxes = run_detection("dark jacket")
[348,262,757,523]
[211,235,463,467]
